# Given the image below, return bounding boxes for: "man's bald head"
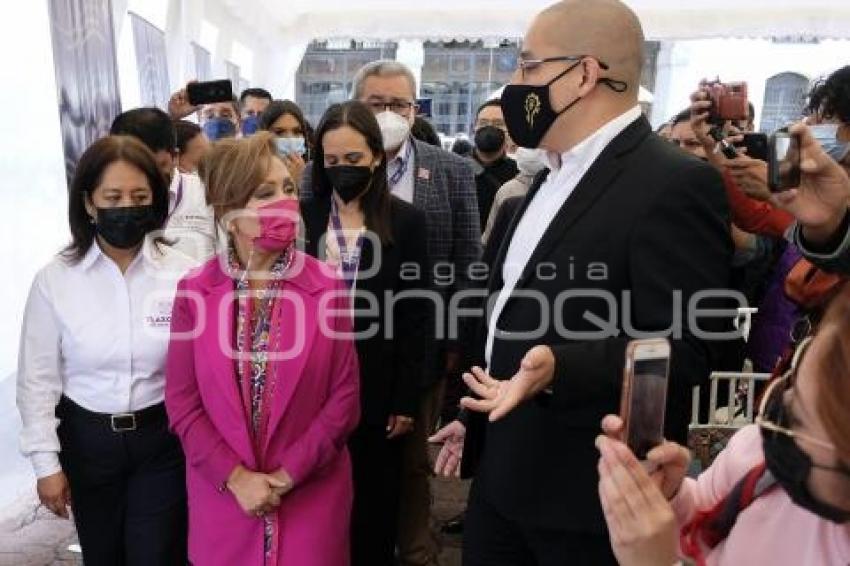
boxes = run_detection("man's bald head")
[534,0,644,99]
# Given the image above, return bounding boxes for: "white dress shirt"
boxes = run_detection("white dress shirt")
[388,137,416,204]
[17,237,196,478]
[162,170,217,261]
[485,106,643,367]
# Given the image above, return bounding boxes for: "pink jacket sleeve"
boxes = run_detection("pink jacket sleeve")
[670,425,765,527]
[278,282,361,485]
[165,278,243,491]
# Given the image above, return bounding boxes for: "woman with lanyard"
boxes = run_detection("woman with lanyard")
[302,100,432,566]
[17,135,195,564]
[165,131,360,566]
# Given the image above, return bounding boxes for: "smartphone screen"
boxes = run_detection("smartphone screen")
[739,133,769,162]
[187,79,234,106]
[768,131,801,192]
[625,357,669,459]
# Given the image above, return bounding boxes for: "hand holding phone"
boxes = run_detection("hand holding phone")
[619,339,671,459]
[736,132,769,162]
[187,79,234,106]
[768,128,802,192]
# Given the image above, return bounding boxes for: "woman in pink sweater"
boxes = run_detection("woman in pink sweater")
[165,132,360,566]
[596,286,850,566]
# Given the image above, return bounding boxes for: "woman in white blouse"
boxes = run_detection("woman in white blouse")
[17,135,196,565]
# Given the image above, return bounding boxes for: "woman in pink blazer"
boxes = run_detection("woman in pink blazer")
[166,132,360,566]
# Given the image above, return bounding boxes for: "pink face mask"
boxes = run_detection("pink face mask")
[252,199,299,252]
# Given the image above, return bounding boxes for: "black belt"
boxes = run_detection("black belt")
[57,396,167,433]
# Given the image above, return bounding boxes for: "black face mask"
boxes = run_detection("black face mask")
[95,205,159,249]
[474,125,506,154]
[326,165,373,204]
[761,389,850,523]
[501,62,628,149]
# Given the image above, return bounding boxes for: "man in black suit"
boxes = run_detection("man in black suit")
[430,1,734,564]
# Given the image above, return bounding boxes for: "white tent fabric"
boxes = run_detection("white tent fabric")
[217,0,850,99]
[243,0,850,42]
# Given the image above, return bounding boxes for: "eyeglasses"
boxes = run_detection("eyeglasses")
[366,100,416,115]
[756,337,850,477]
[517,55,610,79]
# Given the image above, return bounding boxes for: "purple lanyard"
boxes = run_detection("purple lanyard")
[166,176,184,222]
[330,198,365,289]
[389,141,413,189]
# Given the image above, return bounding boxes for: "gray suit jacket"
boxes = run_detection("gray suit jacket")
[301,137,482,384]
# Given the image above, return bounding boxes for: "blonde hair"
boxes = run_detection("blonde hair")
[199,131,284,222]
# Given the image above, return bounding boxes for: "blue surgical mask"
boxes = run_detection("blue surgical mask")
[810,124,850,163]
[275,136,306,156]
[241,115,260,136]
[203,117,236,141]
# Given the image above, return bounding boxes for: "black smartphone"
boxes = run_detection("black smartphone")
[187,80,234,106]
[620,339,671,459]
[737,132,769,162]
[768,129,801,192]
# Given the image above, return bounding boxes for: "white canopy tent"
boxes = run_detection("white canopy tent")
[216,0,850,102]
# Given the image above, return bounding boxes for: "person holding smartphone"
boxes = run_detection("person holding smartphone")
[596,283,850,566]
[17,136,196,565]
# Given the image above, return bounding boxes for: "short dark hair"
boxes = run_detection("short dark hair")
[451,138,473,157]
[807,66,850,124]
[311,101,393,244]
[671,109,692,127]
[174,120,202,154]
[411,116,441,147]
[64,136,170,262]
[239,87,273,104]
[110,107,176,154]
[259,100,313,149]
[476,98,503,119]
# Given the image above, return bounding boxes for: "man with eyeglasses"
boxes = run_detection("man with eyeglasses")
[429,1,733,564]
[300,59,482,566]
[471,99,520,228]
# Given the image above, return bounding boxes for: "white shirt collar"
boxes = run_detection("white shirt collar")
[544,105,643,172]
[77,235,162,272]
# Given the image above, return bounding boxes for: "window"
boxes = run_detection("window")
[224,61,241,93]
[421,40,520,136]
[199,20,219,59]
[191,42,211,81]
[230,40,254,82]
[295,40,398,127]
[760,72,809,134]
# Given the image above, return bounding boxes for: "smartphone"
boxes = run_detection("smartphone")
[187,79,234,106]
[768,129,802,192]
[620,339,671,459]
[737,132,769,162]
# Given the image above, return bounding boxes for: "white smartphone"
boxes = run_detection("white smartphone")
[619,338,671,459]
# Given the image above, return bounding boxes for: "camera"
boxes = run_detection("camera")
[703,79,749,125]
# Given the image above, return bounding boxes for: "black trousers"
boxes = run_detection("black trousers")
[349,422,405,566]
[462,483,618,566]
[56,396,188,566]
